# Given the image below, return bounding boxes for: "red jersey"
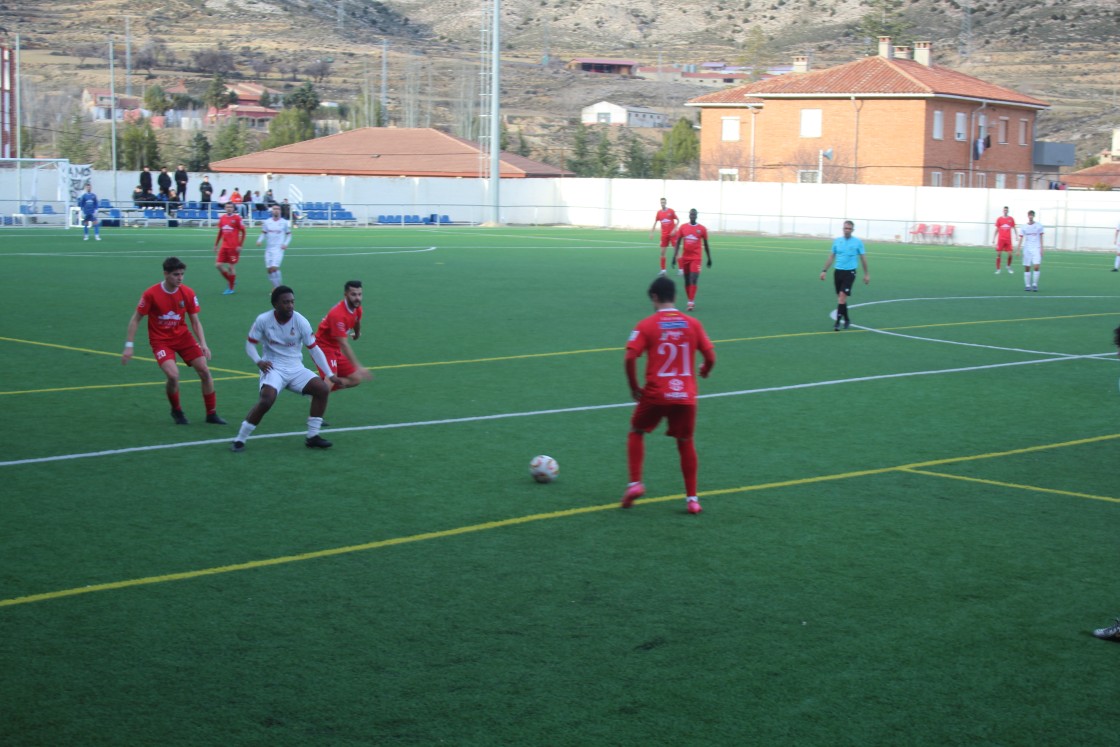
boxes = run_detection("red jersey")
[626,309,714,404]
[655,208,678,234]
[677,222,708,260]
[995,216,1016,241]
[216,213,245,250]
[136,282,200,345]
[315,299,363,353]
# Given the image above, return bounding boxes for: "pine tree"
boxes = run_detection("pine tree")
[261,109,314,149]
[566,126,595,176]
[120,121,161,169]
[211,120,248,162]
[653,118,700,178]
[594,131,618,178]
[57,113,92,164]
[621,134,651,179]
[284,82,321,114]
[186,132,212,171]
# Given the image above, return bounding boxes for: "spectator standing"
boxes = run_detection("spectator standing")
[175,165,189,202]
[199,176,214,209]
[157,167,172,198]
[139,166,153,195]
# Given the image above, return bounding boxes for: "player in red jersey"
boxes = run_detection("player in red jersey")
[670,208,712,312]
[314,280,373,391]
[649,197,679,275]
[993,206,1018,274]
[122,256,226,425]
[620,276,716,515]
[214,202,246,294]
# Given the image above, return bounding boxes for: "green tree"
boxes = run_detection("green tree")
[211,120,248,162]
[261,109,314,149]
[739,26,771,81]
[621,133,651,179]
[120,120,161,169]
[57,113,92,163]
[258,91,273,109]
[94,129,122,169]
[143,85,169,116]
[652,117,700,178]
[19,125,36,158]
[500,122,510,152]
[859,0,910,44]
[565,126,595,176]
[594,130,618,177]
[1077,154,1101,170]
[284,82,321,114]
[186,131,212,171]
[204,75,236,110]
[516,132,531,158]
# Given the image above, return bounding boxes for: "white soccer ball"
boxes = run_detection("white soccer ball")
[529,455,559,483]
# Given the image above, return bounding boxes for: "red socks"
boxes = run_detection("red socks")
[627,432,645,483]
[677,438,698,497]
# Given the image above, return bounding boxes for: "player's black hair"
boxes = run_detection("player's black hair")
[648,276,676,303]
[344,280,362,291]
[843,220,855,229]
[163,256,186,273]
[272,285,294,307]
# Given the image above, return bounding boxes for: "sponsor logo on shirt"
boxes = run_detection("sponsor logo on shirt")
[659,320,688,330]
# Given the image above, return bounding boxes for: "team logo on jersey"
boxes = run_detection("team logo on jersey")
[659,320,688,330]
[668,378,684,392]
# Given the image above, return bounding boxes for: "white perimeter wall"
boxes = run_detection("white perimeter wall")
[3,169,1119,250]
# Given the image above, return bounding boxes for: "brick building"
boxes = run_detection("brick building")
[686,38,1049,188]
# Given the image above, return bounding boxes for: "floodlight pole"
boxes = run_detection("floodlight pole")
[109,37,118,200]
[488,0,501,225]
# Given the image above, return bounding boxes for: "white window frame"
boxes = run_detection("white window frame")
[932,111,944,140]
[975,173,987,188]
[1019,119,1030,145]
[596,112,610,124]
[930,171,942,187]
[718,168,739,182]
[998,117,1009,144]
[952,172,965,188]
[797,169,820,183]
[994,173,1006,189]
[1016,174,1027,189]
[721,117,741,142]
[954,113,968,141]
[800,108,822,138]
[978,114,987,140]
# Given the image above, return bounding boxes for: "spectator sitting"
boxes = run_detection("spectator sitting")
[215,189,228,208]
[133,185,145,208]
[229,189,243,216]
[253,191,265,212]
[166,189,181,216]
[264,189,277,207]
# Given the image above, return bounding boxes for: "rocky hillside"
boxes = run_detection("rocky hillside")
[3,0,1118,163]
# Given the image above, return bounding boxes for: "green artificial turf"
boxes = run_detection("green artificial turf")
[1,224,1118,745]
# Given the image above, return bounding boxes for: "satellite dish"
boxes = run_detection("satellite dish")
[822,148,834,160]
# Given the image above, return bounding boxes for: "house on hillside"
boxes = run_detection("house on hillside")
[580,101,667,128]
[686,38,1050,188]
[206,81,285,129]
[208,127,573,178]
[567,58,638,76]
[81,88,142,122]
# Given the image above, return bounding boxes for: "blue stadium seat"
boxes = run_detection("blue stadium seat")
[42,204,56,214]
[99,199,112,208]
[440,215,452,224]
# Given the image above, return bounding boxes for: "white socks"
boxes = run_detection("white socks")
[268,270,282,288]
[307,416,323,437]
[236,421,256,442]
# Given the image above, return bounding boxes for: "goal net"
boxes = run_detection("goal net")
[0,158,81,227]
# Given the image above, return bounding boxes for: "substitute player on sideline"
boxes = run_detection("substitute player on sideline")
[649,197,679,275]
[820,220,869,330]
[993,206,1018,274]
[122,256,226,426]
[621,276,716,515]
[77,183,101,241]
[214,202,246,295]
[256,204,292,289]
[1019,210,1044,292]
[315,280,373,391]
[231,285,341,452]
[671,208,712,312]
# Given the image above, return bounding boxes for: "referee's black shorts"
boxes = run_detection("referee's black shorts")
[833,268,857,296]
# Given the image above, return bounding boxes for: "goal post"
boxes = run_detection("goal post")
[0,157,81,227]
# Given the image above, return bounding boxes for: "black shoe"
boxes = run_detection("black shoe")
[171,409,189,425]
[206,413,228,425]
[230,440,246,453]
[1112,268,1118,272]
[843,319,850,329]
[306,435,333,449]
[833,323,840,331]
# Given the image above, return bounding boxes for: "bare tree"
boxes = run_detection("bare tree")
[451,60,478,139]
[72,43,101,66]
[401,58,421,127]
[192,47,236,76]
[249,57,273,79]
[305,59,332,83]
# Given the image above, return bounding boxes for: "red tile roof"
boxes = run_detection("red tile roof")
[1062,162,1120,189]
[209,127,572,178]
[688,56,1048,109]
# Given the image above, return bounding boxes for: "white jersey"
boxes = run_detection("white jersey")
[1020,221,1044,251]
[247,309,318,366]
[258,217,291,252]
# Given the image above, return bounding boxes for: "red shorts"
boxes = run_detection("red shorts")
[317,349,356,380]
[217,246,241,265]
[152,338,204,367]
[659,232,674,249]
[996,241,1012,253]
[680,256,702,275]
[630,400,696,439]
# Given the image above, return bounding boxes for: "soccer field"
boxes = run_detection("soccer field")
[2,224,1119,745]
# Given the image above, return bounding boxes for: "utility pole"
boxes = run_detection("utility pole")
[380,40,388,126]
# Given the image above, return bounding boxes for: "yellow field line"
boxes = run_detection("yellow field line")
[3,431,1116,609]
[0,375,258,396]
[901,468,1120,504]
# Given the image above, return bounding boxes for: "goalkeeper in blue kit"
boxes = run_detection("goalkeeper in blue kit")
[77,183,101,241]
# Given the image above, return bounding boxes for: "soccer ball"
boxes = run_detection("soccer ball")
[529,455,559,483]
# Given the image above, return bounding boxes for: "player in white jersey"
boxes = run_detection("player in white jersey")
[256,204,292,288]
[231,285,341,452]
[1018,210,1045,292]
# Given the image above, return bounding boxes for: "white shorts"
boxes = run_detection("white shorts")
[259,362,318,394]
[264,248,285,269]
[1021,246,1042,266]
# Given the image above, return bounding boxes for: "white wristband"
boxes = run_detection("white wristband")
[124,341,134,348]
